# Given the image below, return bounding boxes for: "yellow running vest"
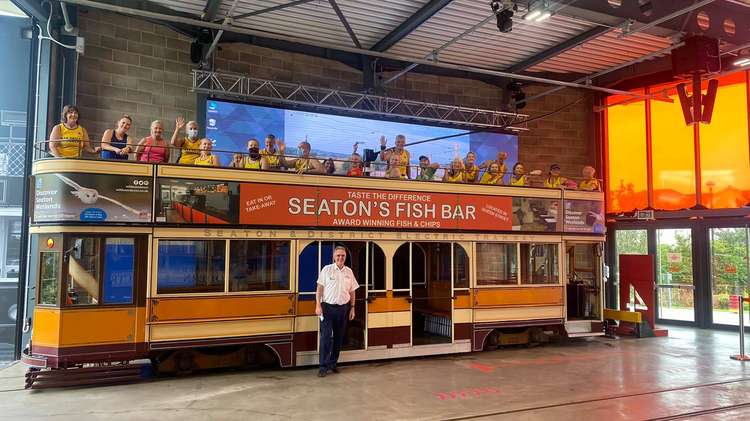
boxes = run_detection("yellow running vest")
[178,137,201,164]
[57,123,85,158]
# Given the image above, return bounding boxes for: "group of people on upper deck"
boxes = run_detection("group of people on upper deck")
[47,105,601,191]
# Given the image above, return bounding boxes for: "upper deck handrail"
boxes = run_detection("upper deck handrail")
[32,139,604,191]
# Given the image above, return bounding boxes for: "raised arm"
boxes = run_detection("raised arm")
[171,117,186,147]
[134,137,148,159]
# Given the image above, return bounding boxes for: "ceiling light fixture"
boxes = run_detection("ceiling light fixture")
[734,57,750,67]
[523,1,552,22]
[491,1,516,33]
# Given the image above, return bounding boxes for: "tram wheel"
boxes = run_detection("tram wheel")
[174,350,195,375]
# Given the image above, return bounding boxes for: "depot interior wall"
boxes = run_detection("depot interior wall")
[74,8,595,175]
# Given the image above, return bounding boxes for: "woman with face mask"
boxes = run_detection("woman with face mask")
[100,115,133,160]
[245,139,270,170]
[171,116,202,165]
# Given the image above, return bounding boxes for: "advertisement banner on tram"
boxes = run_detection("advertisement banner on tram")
[563,199,605,234]
[239,183,514,231]
[32,173,152,223]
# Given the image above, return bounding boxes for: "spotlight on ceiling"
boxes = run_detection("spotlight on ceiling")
[507,81,526,110]
[491,1,516,33]
[734,57,750,67]
[524,1,552,22]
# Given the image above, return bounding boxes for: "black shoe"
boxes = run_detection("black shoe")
[330,367,340,374]
[317,369,327,377]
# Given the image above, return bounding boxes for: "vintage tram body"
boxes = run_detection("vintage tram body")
[22,159,605,386]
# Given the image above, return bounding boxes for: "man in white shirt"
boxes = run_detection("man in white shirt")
[315,246,359,377]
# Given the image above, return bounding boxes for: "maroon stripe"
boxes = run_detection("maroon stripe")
[454,323,472,340]
[367,326,410,347]
[149,334,293,350]
[293,331,318,352]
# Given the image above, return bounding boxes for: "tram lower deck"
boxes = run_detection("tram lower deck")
[22,159,605,384]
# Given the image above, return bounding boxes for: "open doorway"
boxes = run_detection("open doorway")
[411,243,453,346]
[566,243,602,320]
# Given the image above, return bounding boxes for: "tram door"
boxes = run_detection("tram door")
[409,243,454,346]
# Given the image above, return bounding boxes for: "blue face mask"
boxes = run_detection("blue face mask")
[187,128,199,139]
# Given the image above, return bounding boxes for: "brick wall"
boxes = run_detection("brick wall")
[75,8,595,177]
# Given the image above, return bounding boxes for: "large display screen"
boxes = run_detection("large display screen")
[204,99,518,177]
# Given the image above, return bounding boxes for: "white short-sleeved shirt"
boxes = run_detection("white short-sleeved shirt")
[317,263,359,305]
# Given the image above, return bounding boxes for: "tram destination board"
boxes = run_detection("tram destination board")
[32,173,153,223]
[156,179,576,233]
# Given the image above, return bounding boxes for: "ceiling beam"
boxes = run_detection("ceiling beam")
[505,25,613,74]
[571,0,750,44]
[328,0,361,48]
[201,0,222,21]
[370,0,453,52]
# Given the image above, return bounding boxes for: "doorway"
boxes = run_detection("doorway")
[655,228,695,322]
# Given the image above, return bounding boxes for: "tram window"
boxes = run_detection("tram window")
[229,240,290,291]
[370,243,385,291]
[393,243,410,290]
[65,237,102,305]
[411,244,426,286]
[521,244,559,285]
[157,240,225,294]
[298,242,319,293]
[477,243,517,286]
[39,252,60,305]
[102,238,135,304]
[454,244,469,289]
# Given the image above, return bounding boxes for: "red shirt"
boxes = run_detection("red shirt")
[347,167,363,177]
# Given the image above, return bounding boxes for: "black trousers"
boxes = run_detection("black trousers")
[319,302,349,370]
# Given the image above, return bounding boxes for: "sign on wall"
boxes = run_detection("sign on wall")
[33,173,152,223]
[563,199,605,234]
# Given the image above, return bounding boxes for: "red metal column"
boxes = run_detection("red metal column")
[645,87,654,209]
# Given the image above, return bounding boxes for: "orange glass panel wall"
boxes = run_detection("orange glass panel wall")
[698,74,750,208]
[605,72,750,213]
[606,96,647,213]
[650,87,696,210]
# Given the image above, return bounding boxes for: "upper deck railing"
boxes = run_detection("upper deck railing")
[32,139,603,192]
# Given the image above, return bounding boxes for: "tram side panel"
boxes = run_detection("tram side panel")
[23,233,150,369]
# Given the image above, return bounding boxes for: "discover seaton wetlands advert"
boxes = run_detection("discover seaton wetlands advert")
[33,173,153,223]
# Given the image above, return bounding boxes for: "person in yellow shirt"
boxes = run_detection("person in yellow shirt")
[479,151,509,184]
[380,135,411,179]
[261,134,283,170]
[279,140,323,174]
[443,158,466,183]
[244,139,270,170]
[479,162,504,185]
[48,105,100,158]
[464,151,480,183]
[543,163,568,188]
[578,166,602,191]
[171,116,202,165]
[193,138,219,167]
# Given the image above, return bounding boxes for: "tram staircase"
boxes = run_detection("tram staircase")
[25,363,152,389]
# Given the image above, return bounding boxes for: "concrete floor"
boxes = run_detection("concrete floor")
[1,326,749,420]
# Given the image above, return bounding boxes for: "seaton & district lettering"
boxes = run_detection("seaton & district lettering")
[287,197,476,220]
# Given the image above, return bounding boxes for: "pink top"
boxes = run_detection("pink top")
[139,137,167,163]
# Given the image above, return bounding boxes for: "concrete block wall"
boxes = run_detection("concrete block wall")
[75,8,595,177]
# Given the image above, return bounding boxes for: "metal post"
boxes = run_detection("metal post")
[730,296,750,361]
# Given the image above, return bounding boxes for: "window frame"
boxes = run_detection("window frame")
[520,242,561,286]
[62,235,139,308]
[154,238,294,297]
[474,242,520,288]
[227,239,292,294]
[37,249,62,307]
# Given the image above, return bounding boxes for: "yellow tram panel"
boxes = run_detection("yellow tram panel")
[148,295,295,322]
[29,308,61,348]
[474,306,564,323]
[474,286,564,307]
[149,317,294,342]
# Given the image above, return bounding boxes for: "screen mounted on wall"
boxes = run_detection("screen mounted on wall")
[204,99,519,174]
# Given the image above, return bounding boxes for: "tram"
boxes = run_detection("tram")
[22,158,605,387]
